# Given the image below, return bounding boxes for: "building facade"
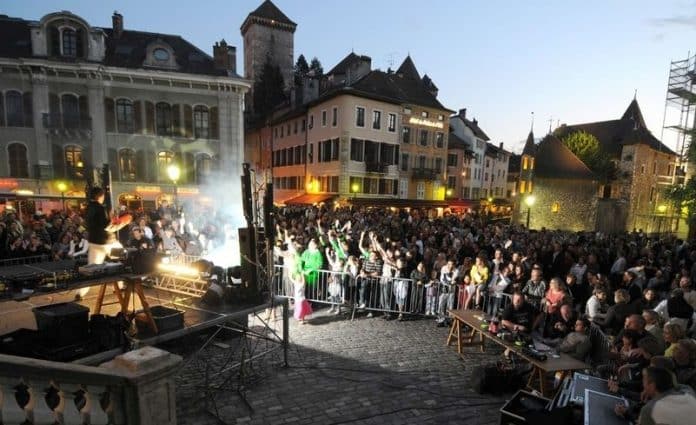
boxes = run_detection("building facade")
[0,11,249,210]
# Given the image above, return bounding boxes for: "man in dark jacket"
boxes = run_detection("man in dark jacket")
[86,187,112,265]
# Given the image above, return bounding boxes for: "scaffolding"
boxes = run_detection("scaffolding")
[662,52,696,180]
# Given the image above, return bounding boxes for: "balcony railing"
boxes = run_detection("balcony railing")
[365,162,388,173]
[43,113,92,131]
[411,167,439,180]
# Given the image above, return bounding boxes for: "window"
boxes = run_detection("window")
[418,155,427,169]
[356,107,365,127]
[448,176,456,189]
[530,158,535,170]
[294,121,298,134]
[519,180,526,194]
[280,126,284,137]
[350,138,364,161]
[332,107,338,127]
[388,113,396,132]
[193,105,209,139]
[435,132,444,148]
[8,143,28,178]
[65,145,84,179]
[447,154,457,167]
[61,94,79,128]
[308,143,313,163]
[401,153,409,171]
[332,138,339,161]
[321,110,327,127]
[416,182,425,199]
[301,119,306,132]
[419,129,428,146]
[372,110,381,130]
[641,164,645,174]
[309,114,314,129]
[421,111,429,118]
[438,114,444,121]
[157,151,175,181]
[402,126,411,143]
[116,99,134,133]
[62,29,77,57]
[434,158,443,173]
[156,102,172,135]
[119,149,136,181]
[462,187,470,199]
[197,154,213,184]
[349,176,363,194]
[5,91,24,127]
[486,159,490,168]
[484,172,488,181]
[153,48,170,61]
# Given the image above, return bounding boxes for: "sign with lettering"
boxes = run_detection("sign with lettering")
[408,117,444,129]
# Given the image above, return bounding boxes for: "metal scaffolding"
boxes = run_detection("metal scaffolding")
[662,52,696,181]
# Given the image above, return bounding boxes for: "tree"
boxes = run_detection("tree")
[294,54,309,87]
[309,57,323,77]
[560,130,614,182]
[664,177,696,239]
[252,56,287,121]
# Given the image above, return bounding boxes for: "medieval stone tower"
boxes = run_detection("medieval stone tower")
[241,0,296,101]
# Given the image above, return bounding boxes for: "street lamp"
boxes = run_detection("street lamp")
[446,188,453,198]
[167,164,181,210]
[56,181,67,211]
[524,194,536,228]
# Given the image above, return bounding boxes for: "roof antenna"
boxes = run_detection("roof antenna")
[530,111,534,133]
[633,89,637,100]
[548,116,554,134]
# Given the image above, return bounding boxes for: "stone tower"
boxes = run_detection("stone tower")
[241,0,296,99]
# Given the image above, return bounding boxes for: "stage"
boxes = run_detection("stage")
[0,267,286,365]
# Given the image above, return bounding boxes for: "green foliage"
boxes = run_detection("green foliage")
[664,178,696,221]
[560,130,614,182]
[293,54,309,87]
[309,57,323,77]
[253,56,287,121]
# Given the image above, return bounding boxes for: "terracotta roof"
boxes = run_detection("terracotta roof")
[534,134,596,180]
[241,0,296,33]
[396,55,421,80]
[553,99,676,156]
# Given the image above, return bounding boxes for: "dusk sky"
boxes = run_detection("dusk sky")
[4,0,695,153]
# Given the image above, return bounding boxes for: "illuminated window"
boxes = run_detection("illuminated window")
[530,158,535,170]
[519,180,526,194]
[528,181,533,192]
[65,145,84,179]
[522,157,528,170]
[157,151,175,181]
[551,202,560,213]
[119,149,136,181]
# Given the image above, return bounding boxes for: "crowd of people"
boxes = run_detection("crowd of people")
[275,204,696,423]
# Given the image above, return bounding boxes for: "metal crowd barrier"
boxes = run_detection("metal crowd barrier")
[272,265,513,319]
[0,254,50,267]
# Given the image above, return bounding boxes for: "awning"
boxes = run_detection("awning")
[285,193,337,205]
[349,197,448,208]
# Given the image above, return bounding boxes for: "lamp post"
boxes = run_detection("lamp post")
[167,164,181,211]
[524,194,536,228]
[56,181,67,212]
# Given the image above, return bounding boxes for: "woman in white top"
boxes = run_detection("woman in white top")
[68,231,89,258]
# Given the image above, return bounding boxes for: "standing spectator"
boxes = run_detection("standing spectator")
[436,259,459,326]
[469,254,489,309]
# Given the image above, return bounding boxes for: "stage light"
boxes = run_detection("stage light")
[157,263,200,277]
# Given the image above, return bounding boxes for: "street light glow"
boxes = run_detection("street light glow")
[351,182,360,193]
[525,194,536,207]
[657,204,667,213]
[167,164,181,182]
[56,182,67,193]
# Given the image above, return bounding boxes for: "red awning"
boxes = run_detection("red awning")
[284,193,336,205]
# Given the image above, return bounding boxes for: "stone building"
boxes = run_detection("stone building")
[554,99,678,232]
[0,11,248,210]
[517,133,599,231]
[241,0,296,108]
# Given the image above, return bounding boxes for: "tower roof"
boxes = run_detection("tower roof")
[241,0,296,34]
[620,98,647,128]
[534,135,595,180]
[396,55,421,80]
[522,130,536,156]
[327,52,371,76]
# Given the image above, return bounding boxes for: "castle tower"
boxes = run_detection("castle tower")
[519,129,536,195]
[241,0,296,98]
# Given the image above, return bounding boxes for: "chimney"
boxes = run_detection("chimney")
[499,142,503,150]
[473,118,478,125]
[112,11,123,38]
[459,108,466,119]
[213,39,236,74]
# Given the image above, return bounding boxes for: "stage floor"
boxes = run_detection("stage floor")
[0,281,273,364]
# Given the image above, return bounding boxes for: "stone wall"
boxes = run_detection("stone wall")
[522,177,599,231]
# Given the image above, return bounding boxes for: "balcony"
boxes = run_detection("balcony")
[411,167,439,180]
[42,113,92,132]
[365,161,388,174]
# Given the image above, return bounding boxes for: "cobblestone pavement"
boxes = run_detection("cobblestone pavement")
[174,306,507,425]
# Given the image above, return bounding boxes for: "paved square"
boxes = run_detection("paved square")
[175,306,507,425]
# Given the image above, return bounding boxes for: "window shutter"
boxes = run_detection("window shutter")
[52,144,65,178]
[184,105,193,138]
[136,150,147,182]
[104,98,115,132]
[210,106,219,139]
[50,27,60,56]
[133,100,142,133]
[75,28,84,58]
[145,101,155,134]
[184,152,195,184]
[145,150,156,182]
[108,148,119,181]
[172,104,181,136]
[0,92,4,127]
[22,92,33,128]
[78,95,89,127]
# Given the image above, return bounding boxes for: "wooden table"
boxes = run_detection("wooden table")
[94,274,158,334]
[447,308,588,396]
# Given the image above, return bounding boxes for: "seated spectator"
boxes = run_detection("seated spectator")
[68,231,89,258]
[663,323,686,357]
[586,287,608,322]
[642,310,665,348]
[25,233,51,257]
[541,303,575,342]
[672,339,696,390]
[613,314,664,360]
[596,289,638,336]
[127,227,154,251]
[501,291,540,334]
[636,367,696,425]
[636,288,660,312]
[559,317,592,361]
[51,232,72,260]
[565,272,588,314]
[544,277,570,314]
[678,276,696,310]
[521,267,546,309]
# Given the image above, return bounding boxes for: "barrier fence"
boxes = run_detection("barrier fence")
[272,265,512,319]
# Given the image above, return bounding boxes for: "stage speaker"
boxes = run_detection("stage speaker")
[241,163,253,223]
[238,227,257,287]
[264,182,275,241]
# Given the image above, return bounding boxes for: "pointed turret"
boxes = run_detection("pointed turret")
[396,55,421,80]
